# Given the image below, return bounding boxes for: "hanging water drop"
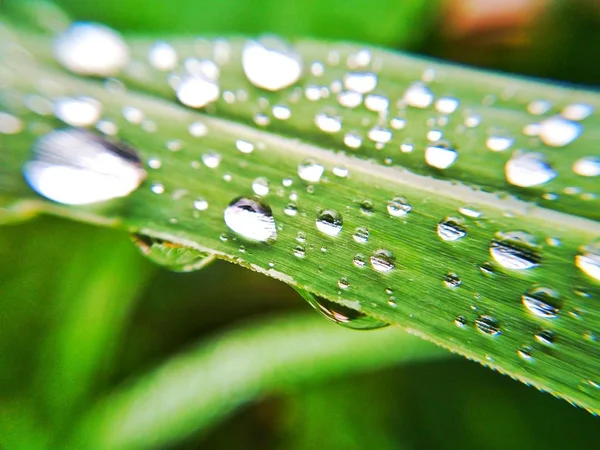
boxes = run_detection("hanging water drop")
[131,234,215,272]
[242,38,302,91]
[370,249,395,273]
[505,152,556,187]
[437,217,467,242]
[223,196,277,242]
[23,128,146,205]
[489,231,541,270]
[316,209,343,237]
[522,286,561,318]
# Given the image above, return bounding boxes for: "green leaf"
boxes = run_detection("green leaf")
[1,20,599,415]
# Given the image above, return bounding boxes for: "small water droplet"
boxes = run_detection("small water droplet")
[490,231,541,270]
[176,75,220,108]
[122,106,144,124]
[387,197,412,217]
[437,217,467,241]
[189,121,208,137]
[534,330,556,346]
[576,242,600,281]
[284,203,298,216]
[359,199,374,215]
[485,134,514,152]
[343,72,378,94]
[562,103,594,121]
[517,346,534,361]
[338,91,363,108]
[343,132,362,149]
[353,227,369,243]
[458,206,482,218]
[54,96,101,127]
[435,97,459,114]
[150,182,165,194]
[390,117,406,130]
[367,126,393,144]
[252,177,269,196]
[332,166,349,178]
[184,57,219,80]
[475,315,501,336]
[444,272,461,288]
[479,262,495,277]
[54,22,129,76]
[132,234,214,272]
[425,144,458,169]
[538,116,582,147]
[148,41,178,71]
[370,249,395,273]
[201,151,221,168]
[166,139,183,152]
[23,128,146,205]
[236,140,255,154]
[427,130,443,142]
[242,38,302,91]
[272,104,292,120]
[527,99,551,116]
[0,112,23,135]
[573,157,600,177]
[505,152,556,187]
[338,277,350,290]
[353,253,366,267]
[364,94,389,112]
[293,245,306,258]
[454,315,467,328]
[403,82,434,108]
[522,286,561,318]
[463,113,481,128]
[298,159,325,183]
[193,197,209,211]
[223,196,277,242]
[315,112,342,133]
[316,209,343,236]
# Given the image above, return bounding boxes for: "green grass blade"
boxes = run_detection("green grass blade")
[68,313,448,449]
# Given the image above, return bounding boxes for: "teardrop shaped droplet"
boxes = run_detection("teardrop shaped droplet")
[522,286,561,318]
[489,231,541,270]
[242,38,302,91]
[223,196,277,242]
[295,287,388,330]
[316,209,343,236]
[131,234,215,272]
[23,128,146,205]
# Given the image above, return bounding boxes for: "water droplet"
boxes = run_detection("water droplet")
[464,113,481,128]
[189,121,208,137]
[479,262,495,277]
[284,203,298,216]
[435,96,459,114]
[316,209,343,236]
[390,117,406,130]
[344,132,362,149]
[184,57,219,80]
[425,144,458,169]
[54,22,129,76]
[364,94,389,112]
[505,152,556,187]
[367,127,392,144]
[272,104,292,120]
[458,206,482,218]
[370,249,395,273]
[122,106,144,124]
[193,197,208,211]
[293,245,306,258]
[343,72,377,94]
[0,112,23,135]
[338,277,350,290]
[338,91,363,108]
[353,227,369,243]
[534,330,556,346]
[176,75,220,108]
[538,116,582,147]
[315,112,342,133]
[166,139,183,152]
[201,151,221,168]
[527,99,551,115]
[444,272,461,288]
[359,199,373,215]
[403,82,434,108]
[148,41,178,71]
[298,159,325,183]
[475,315,501,336]
[573,157,600,177]
[353,253,366,267]
[562,103,594,121]
[332,166,349,178]
[522,286,561,318]
[131,234,214,272]
[251,177,269,196]
[517,346,533,361]
[437,217,467,241]
[387,197,411,217]
[485,134,514,152]
[576,242,600,281]
[455,315,467,328]
[54,96,101,127]
[223,196,277,242]
[296,288,387,330]
[23,128,146,205]
[490,231,541,270]
[150,182,165,194]
[242,38,302,91]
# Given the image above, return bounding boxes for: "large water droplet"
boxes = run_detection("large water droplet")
[370,249,395,273]
[23,128,146,205]
[538,115,582,147]
[223,196,277,242]
[132,234,214,272]
[573,157,600,177]
[54,22,129,76]
[562,103,594,121]
[387,197,411,217]
[175,75,220,108]
[505,152,556,187]
[316,209,343,236]
[490,231,541,270]
[522,286,561,318]
[295,288,388,330]
[242,38,302,91]
[425,144,458,169]
[298,159,325,183]
[437,217,467,241]
[54,96,102,127]
[576,242,600,281]
[475,315,501,336]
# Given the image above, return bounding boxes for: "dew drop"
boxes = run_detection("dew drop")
[332,166,349,178]
[338,91,363,108]
[364,94,389,112]
[236,140,255,154]
[343,132,362,149]
[386,196,411,217]
[23,128,146,205]
[338,277,350,290]
[425,144,458,169]
[175,75,220,108]
[189,121,208,137]
[573,157,600,177]
[315,112,342,133]
[517,346,534,361]
[284,203,298,216]
[272,104,292,120]
[367,126,393,144]
[538,116,582,147]
[534,330,556,346]
[353,253,366,267]
[505,152,556,187]
[54,96,101,127]
[252,177,269,196]
[148,41,178,71]
[575,242,600,281]
[343,72,378,94]
[522,286,561,318]
[122,106,144,125]
[437,217,467,241]
[316,209,343,236]
[475,315,501,336]
[444,272,462,288]
[527,99,551,116]
[242,38,302,91]
[193,197,209,211]
[201,151,221,168]
[131,234,214,272]
[435,96,459,114]
[359,199,374,215]
[298,159,325,183]
[562,103,594,121]
[353,227,369,244]
[403,82,434,108]
[390,117,406,129]
[296,288,388,330]
[0,112,23,135]
[370,249,396,273]
[485,134,514,152]
[150,182,165,194]
[54,22,129,76]
[293,245,306,258]
[490,231,541,270]
[223,196,277,243]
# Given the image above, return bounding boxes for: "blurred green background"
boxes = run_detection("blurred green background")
[1,0,599,448]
